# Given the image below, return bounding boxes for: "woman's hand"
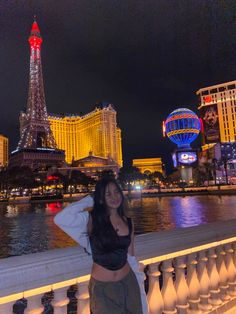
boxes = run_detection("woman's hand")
[83,206,93,212]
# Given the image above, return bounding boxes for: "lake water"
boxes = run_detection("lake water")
[1,194,236,258]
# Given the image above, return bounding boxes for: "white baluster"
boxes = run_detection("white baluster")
[187,253,202,314]
[76,281,90,314]
[51,287,70,314]
[197,250,212,312]
[138,261,149,314]
[147,262,164,314]
[24,293,44,314]
[0,301,15,314]
[174,256,189,314]
[216,246,230,302]
[207,248,222,307]
[161,259,177,314]
[224,243,236,297]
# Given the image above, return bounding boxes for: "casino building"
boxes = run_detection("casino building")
[0,135,8,167]
[48,104,123,167]
[197,80,236,183]
[197,80,236,144]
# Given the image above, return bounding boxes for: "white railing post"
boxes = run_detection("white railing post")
[187,253,202,314]
[51,287,70,314]
[161,259,177,314]
[174,256,189,314]
[3,221,236,314]
[76,281,90,314]
[207,248,222,307]
[197,250,212,312]
[24,294,44,314]
[147,262,164,314]
[216,246,230,302]
[0,301,15,314]
[224,243,236,297]
[138,261,149,314]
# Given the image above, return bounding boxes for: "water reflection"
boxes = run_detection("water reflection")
[1,195,236,258]
[126,195,236,233]
[45,202,62,213]
[6,204,19,217]
[168,197,205,228]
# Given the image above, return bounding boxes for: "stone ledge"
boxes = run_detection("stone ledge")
[1,219,236,299]
[208,297,236,314]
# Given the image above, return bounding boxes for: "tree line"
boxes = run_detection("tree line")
[0,166,166,197]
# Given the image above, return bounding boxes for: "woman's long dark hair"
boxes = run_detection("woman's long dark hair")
[90,177,126,251]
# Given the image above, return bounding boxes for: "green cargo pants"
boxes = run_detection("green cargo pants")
[88,269,143,314]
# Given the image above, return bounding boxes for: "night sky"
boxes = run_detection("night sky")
[1,1,236,171]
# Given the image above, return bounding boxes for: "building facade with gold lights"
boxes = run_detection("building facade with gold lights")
[132,158,163,175]
[48,104,123,167]
[0,135,8,167]
[72,152,120,178]
[197,80,236,182]
[197,80,236,144]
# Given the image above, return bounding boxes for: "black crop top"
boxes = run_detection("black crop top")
[89,218,132,271]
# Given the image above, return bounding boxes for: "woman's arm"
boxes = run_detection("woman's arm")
[54,195,93,251]
[54,195,93,227]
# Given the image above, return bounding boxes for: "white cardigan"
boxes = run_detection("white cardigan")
[54,195,148,314]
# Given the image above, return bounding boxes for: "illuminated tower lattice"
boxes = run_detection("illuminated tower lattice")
[17,18,56,149]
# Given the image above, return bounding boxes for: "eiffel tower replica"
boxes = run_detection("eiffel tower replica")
[10,17,65,169]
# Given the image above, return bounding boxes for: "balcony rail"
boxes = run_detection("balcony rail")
[1,219,236,313]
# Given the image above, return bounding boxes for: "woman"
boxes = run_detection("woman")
[54,177,145,314]
[88,178,143,313]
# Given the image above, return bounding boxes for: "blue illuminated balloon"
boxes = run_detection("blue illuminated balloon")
[165,108,201,148]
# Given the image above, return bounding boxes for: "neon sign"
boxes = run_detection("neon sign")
[177,152,197,165]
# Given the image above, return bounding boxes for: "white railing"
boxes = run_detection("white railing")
[1,220,236,313]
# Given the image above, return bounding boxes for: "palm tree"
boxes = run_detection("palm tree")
[192,167,206,186]
[100,170,115,180]
[118,166,145,190]
[34,172,47,194]
[220,157,229,184]
[148,171,165,185]
[197,161,214,186]
[212,158,218,185]
[166,169,181,187]
[8,166,35,195]
[70,170,96,192]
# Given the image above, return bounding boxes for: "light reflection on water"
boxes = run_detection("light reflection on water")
[1,195,236,258]
[127,195,236,234]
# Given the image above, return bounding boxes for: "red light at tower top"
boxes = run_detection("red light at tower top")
[28,18,42,50]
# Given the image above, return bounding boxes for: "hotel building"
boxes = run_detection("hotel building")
[0,135,8,167]
[197,80,236,182]
[197,80,236,144]
[48,104,123,167]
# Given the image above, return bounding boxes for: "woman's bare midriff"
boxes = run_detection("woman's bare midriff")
[91,262,131,282]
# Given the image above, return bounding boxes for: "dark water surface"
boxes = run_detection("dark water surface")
[1,195,236,258]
